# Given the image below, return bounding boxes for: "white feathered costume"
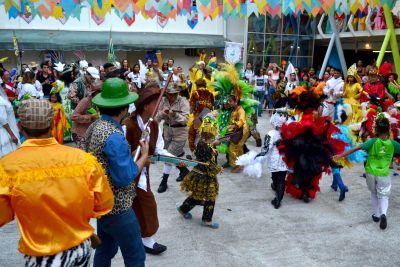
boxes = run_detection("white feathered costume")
[236,112,288,178]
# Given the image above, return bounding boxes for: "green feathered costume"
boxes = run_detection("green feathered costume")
[214,63,258,153]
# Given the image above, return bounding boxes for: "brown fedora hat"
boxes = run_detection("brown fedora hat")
[136,87,161,108]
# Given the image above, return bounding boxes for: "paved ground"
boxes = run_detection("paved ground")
[1,114,400,266]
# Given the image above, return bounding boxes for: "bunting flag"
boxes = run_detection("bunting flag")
[1,0,394,27]
[187,1,198,29]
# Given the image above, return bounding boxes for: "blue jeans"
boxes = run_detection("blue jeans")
[332,168,347,192]
[267,86,276,109]
[254,91,265,116]
[94,209,145,267]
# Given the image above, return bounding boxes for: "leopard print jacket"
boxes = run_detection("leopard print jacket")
[85,119,136,216]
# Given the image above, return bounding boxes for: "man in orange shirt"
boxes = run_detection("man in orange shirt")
[0,99,114,266]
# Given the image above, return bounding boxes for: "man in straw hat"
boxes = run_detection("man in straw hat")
[0,99,114,266]
[123,83,173,255]
[85,78,149,266]
[155,83,190,193]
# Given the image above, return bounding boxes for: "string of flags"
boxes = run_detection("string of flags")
[2,0,395,29]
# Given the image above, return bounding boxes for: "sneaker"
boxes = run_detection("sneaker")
[302,193,310,203]
[338,187,348,202]
[338,190,346,202]
[372,214,380,223]
[201,220,219,229]
[144,242,167,255]
[231,166,243,173]
[380,214,387,230]
[271,198,281,209]
[176,206,192,220]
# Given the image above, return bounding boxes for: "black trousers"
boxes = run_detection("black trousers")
[271,171,287,202]
[180,197,215,222]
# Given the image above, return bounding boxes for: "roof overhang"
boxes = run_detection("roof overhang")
[0,30,226,51]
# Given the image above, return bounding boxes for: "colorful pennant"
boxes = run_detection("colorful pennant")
[1,0,394,28]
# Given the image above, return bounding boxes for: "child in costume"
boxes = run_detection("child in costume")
[343,64,363,127]
[331,105,367,201]
[49,81,70,144]
[280,87,346,202]
[334,115,400,230]
[178,117,223,229]
[213,63,258,167]
[188,78,215,152]
[265,112,288,209]
[236,112,288,208]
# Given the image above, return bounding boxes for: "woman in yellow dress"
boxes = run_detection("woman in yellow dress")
[343,64,363,126]
[49,84,70,144]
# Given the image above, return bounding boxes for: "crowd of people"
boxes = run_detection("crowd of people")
[0,50,400,266]
[239,58,400,230]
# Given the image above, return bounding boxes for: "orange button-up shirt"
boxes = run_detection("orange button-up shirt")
[0,138,114,256]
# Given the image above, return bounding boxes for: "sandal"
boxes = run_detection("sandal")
[201,220,219,229]
[176,206,192,220]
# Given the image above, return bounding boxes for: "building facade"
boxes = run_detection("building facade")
[245,13,316,70]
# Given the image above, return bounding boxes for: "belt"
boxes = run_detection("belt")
[325,101,335,105]
[165,124,186,128]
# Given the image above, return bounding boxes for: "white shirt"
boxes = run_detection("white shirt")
[127,72,144,89]
[123,115,174,192]
[244,69,254,83]
[285,81,297,94]
[324,77,344,102]
[271,73,279,81]
[0,95,20,157]
[17,81,43,99]
[254,75,268,92]
[172,74,180,84]
[18,83,39,100]
[264,129,288,172]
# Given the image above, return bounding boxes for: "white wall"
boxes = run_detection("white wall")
[225,18,246,44]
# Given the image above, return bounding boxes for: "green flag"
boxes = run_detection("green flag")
[12,31,22,74]
[108,31,116,64]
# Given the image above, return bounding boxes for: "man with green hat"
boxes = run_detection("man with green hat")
[155,82,190,193]
[85,78,149,267]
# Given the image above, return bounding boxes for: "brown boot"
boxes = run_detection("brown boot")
[231,166,243,173]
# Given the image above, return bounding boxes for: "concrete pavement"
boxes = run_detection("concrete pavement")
[1,114,400,266]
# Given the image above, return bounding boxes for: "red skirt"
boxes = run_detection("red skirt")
[286,173,321,200]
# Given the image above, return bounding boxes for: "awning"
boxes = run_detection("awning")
[0,30,225,51]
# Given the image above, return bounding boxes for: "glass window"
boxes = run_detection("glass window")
[247,33,264,55]
[263,55,281,67]
[247,55,264,69]
[248,14,265,33]
[296,57,313,69]
[282,14,299,35]
[299,12,316,35]
[298,36,314,57]
[264,34,281,55]
[265,14,282,33]
[281,35,298,56]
